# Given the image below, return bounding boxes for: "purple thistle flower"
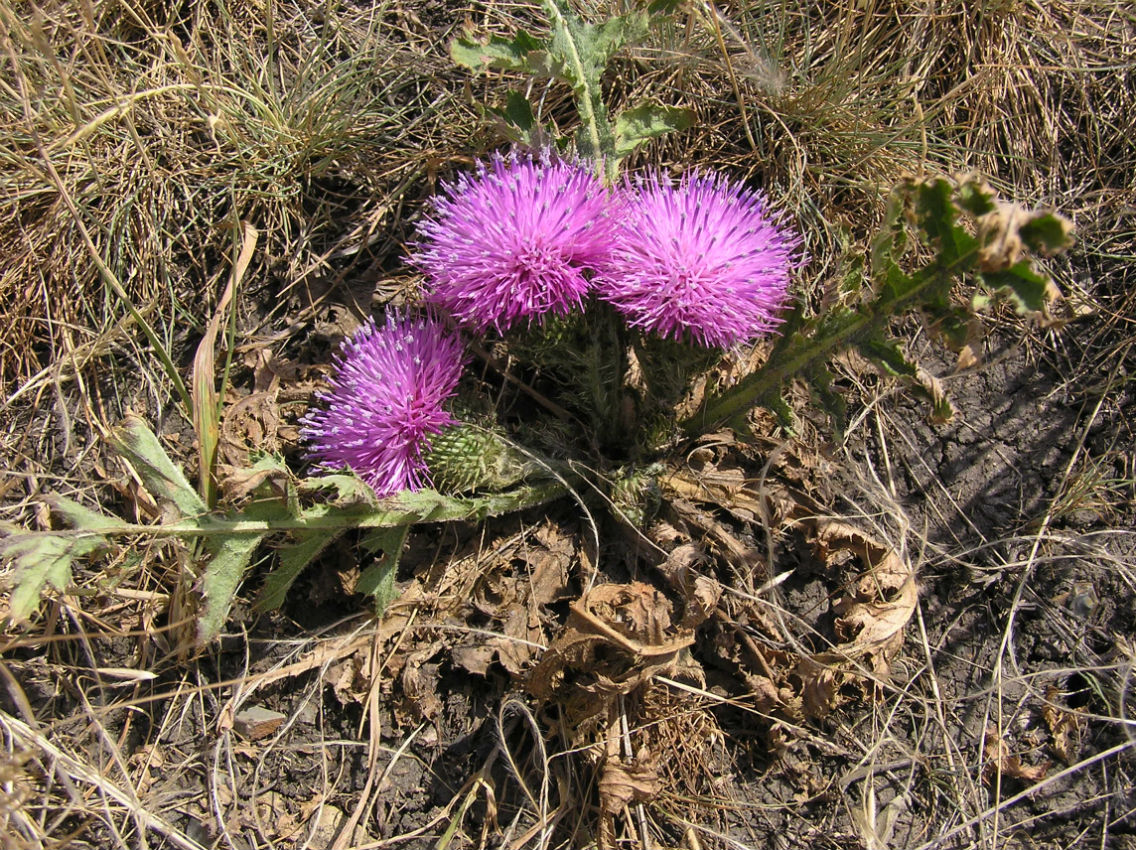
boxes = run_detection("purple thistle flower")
[410,150,618,333]
[300,312,466,498]
[597,170,802,348]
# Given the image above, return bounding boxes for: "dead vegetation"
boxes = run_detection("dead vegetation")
[1,0,1135,848]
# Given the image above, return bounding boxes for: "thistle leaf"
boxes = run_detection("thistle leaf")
[451,30,549,75]
[197,497,290,643]
[687,174,1069,433]
[981,260,1054,314]
[357,525,410,614]
[1019,212,1075,255]
[614,103,695,159]
[110,415,206,519]
[254,529,343,613]
[0,532,105,622]
[46,495,120,532]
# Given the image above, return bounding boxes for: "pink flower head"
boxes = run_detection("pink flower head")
[300,312,466,498]
[411,150,617,333]
[597,170,802,347]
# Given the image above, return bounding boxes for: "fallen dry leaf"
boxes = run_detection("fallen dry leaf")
[527,582,695,714]
[599,749,661,814]
[818,519,917,660]
[1043,685,1083,764]
[983,726,1050,785]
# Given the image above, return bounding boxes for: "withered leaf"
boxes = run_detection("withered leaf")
[527,582,694,705]
[983,727,1049,785]
[599,750,661,814]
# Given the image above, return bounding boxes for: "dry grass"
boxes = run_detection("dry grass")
[1,0,1134,847]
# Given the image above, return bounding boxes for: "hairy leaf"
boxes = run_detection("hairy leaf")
[451,30,549,75]
[110,415,206,519]
[356,525,410,614]
[0,532,105,622]
[253,529,342,614]
[613,103,695,158]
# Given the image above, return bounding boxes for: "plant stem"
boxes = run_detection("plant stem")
[685,248,978,433]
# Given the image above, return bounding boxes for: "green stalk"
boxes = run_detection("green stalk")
[685,249,977,433]
[39,478,571,541]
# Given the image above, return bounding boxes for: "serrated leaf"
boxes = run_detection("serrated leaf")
[982,259,1054,313]
[254,529,343,613]
[357,526,410,615]
[954,178,998,217]
[860,336,917,378]
[46,495,120,531]
[1019,212,1075,256]
[613,103,695,158]
[197,498,289,643]
[490,90,536,132]
[450,30,548,74]
[586,10,649,68]
[1,533,105,621]
[197,531,264,643]
[765,391,795,432]
[299,473,378,506]
[543,0,618,163]
[805,367,846,438]
[914,178,976,263]
[859,336,954,422]
[111,415,206,519]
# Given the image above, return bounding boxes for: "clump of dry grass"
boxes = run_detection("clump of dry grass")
[0,0,474,388]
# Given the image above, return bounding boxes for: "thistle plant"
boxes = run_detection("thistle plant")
[300,312,465,497]
[411,150,618,332]
[0,0,1073,649]
[598,170,803,348]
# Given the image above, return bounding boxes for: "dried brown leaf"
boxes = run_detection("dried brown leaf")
[599,750,661,814]
[527,582,694,706]
[983,727,1050,785]
[1043,686,1083,764]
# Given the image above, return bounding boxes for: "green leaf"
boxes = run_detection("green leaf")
[765,391,795,432]
[982,259,1053,313]
[196,497,290,643]
[805,367,846,438]
[299,473,379,506]
[254,529,343,613]
[0,533,106,622]
[587,10,649,68]
[46,495,120,532]
[197,528,266,643]
[1019,212,1075,256]
[493,90,536,132]
[859,336,917,378]
[954,178,997,217]
[543,0,618,164]
[110,415,206,519]
[357,526,410,614]
[613,103,695,158]
[914,177,977,263]
[858,336,954,422]
[450,30,549,75]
